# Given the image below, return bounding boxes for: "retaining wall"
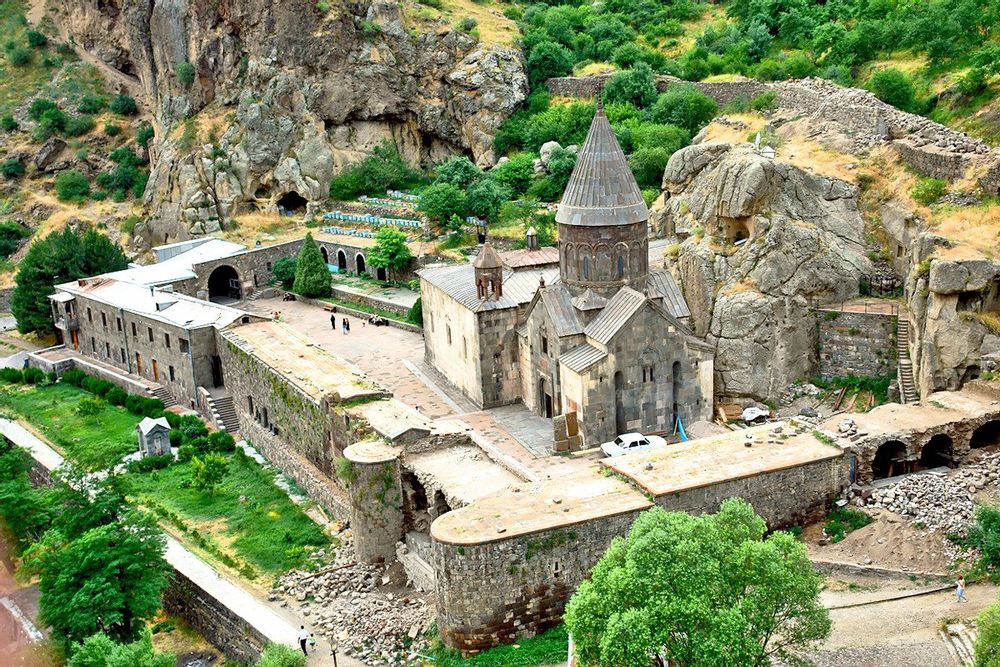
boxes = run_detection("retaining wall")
[816,309,898,380]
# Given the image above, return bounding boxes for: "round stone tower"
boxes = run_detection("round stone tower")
[555,105,649,295]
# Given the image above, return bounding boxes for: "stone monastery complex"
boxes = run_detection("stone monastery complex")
[25,109,1000,653]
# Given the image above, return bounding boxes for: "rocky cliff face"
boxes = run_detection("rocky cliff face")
[658,143,872,400]
[59,0,526,244]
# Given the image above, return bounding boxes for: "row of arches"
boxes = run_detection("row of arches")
[562,240,647,284]
[317,246,387,280]
[869,420,1000,480]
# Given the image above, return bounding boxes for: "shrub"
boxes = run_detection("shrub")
[272,256,297,289]
[867,68,916,112]
[1,115,17,132]
[104,123,120,137]
[177,445,195,463]
[963,504,1000,570]
[433,155,482,189]
[129,453,173,473]
[82,376,114,397]
[8,46,31,66]
[26,30,47,48]
[64,114,95,137]
[457,17,477,33]
[176,61,195,88]
[629,147,671,188]
[824,507,872,542]
[20,367,43,384]
[0,220,27,257]
[61,369,87,387]
[648,84,717,134]
[328,141,420,201]
[191,453,228,493]
[76,396,105,416]
[911,177,947,206]
[526,41,574,88]
[77,95,107,114]
[602,63,658,108]
[975,595,1000,667]
[1,159,25,179]
[35,107,68,139]
[168,429,184,447]
[407,297,423,326]
[125,394,164,417]
[208,431,236,454]
[419,182,467,224]
[28,98,58,121]
[136,123,155,147]
[180,420,209,442]
[55,170,90,203]
[109,95,139,116]
[750,91,778,111]
[256,643,306,667]
[0,368,23,383]
[105,387,128,406]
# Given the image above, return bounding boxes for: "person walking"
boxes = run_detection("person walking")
[957,576,968,603]
[298,625,309,655]
[344,317,351,335]
[330,313,336,330]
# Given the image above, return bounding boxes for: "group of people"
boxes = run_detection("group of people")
[331,313,351,334]
[367,314,388,327]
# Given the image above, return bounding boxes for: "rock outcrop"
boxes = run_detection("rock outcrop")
[659,143,872,400]
[58,0,527,243]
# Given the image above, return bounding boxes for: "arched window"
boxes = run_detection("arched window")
[617,255,624,278]
[583,255,590,280]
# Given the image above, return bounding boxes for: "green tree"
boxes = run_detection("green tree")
[603,63,658,109]
[629,147,670,188]
[489,153,536,196]
[467,178,512,223]
[272,256,297,289]
[55,170,90,203]
[419,182,468,224]
[292,233,331,296]
[433,155,483,189]
[0,221,28,258]
[527,41,574,88]
[256,643,307,667]
[109,95,138,116]
[648,84,717,134]
[564,499,830,667]
[1,159,25,179]
[329,141,420,200]
[191,453,228,493]
[975,595,1000,667]
[176,61,195,88]
[69,631,174,667]
[867,68,916,112]
[368,227,412,273]
[136,123,155,148]
[26,30,48,48]
[11,225,128,333]
[32,511,167,645]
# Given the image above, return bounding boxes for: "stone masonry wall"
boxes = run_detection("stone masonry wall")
[162,568,268,665]
[432,508,643,653]
[817,309,898,381]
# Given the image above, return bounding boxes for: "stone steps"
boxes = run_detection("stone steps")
[150,385,177,407]
[940,622,978,665]
[896,319,918,404]
[209,394,240,433]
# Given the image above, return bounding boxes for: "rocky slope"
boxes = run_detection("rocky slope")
[57,0,526,244]
[658,142,872,400]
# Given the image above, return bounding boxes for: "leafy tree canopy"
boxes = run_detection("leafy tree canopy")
[69,631,174,667]
[564,499,830,667]
[603,63,658,109]
[976,595,1000,667]
[12,226,128,334]
[433,155,483,189]
[419,182,468,224]
[272,256,297,289]
[467,178,513,223]
[368,227,412,272]
[647,84,717,134]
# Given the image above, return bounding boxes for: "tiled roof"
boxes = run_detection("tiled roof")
[539,285,584,337]
[473,242,502,269]
[584,287,648,345]
[556,107,649,228]
[500,246,559,269]
[560,342,607,373]
[646,270,691,319]
[417,263,557,313]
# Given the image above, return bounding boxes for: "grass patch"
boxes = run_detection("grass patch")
[319,295,416,326]
[126,454,329,576]
[0,382,140,470]
[426,624,568,667]
[811,374,894,405]
[824,507,873,543]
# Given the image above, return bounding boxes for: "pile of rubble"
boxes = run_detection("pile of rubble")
[272,539,435,664]
[779,382,824,407]
[850,452,1000,535]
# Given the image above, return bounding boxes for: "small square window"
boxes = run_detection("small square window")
[147,327,153,342]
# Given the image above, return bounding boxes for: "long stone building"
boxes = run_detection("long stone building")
[419,107,715,446]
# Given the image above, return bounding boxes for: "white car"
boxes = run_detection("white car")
[600,432,667,457]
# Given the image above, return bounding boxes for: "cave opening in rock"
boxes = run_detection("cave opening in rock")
[277,191,308,213]
[971,420,1000,450]
[918,434,953,470]
[254,187,270,200]
[871,440,908,479]
[208,265,242,304]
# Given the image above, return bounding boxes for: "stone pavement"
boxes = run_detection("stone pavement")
[0,418,364,667]
[330,278,420,310]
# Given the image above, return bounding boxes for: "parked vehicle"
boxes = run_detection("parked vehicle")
[600,432,667,457]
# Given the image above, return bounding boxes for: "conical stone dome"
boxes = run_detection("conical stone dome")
[555,106,649,227]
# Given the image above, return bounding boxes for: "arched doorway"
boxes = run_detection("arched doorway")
[207,265,241,303]
[872,440,908,480]
[672,361,682,426]
[337,250,347,272]
[376,266,387,281]
[356,254,366,275]
[919,434,953,469]
[614,371,625,434]
[320,246,329,264]
[970,420,1000,449]
[539,378,553,418]
[277,191,308,214]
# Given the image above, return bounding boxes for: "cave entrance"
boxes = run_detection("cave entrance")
[871,440,908,480]
[971,420,1000,450]
[277,191,308,214]
[721,217,752,244]
[918,434,953,470]
[207,265,242,304]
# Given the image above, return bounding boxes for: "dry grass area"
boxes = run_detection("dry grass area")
[929,204,1000,259]
[414,0,518,47]
[701,113,768,144]
[661,5,729,58]
[221,212,305,246]
[575,61,616,76]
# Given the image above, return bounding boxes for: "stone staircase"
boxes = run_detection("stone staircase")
[207,393,240,433]
[941,622,978,665]
[149,384,177,408]
[897,318,918,404]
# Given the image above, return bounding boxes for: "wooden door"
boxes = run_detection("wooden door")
[135,352,142,375]
[152,359,159,381]
[70,330,79,351]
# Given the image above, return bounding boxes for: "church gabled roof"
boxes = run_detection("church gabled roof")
[584,287,648,345]
[473,243,502,269]
[555,105,649,227]
[571,288,608,311]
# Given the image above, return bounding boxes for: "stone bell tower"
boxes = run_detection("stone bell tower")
[474,242,503,300]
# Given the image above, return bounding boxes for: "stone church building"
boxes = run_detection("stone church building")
[419,107,714,446]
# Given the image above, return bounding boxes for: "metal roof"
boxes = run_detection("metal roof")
[500,246,559,269]
[584,287,648,345]
[646,270,691,319]
[473,243,502,269]
[137,416,171,435]
[571,288,607,311]
[418,263,558,313]
[539,285,584,337]
[560,342,607,373]
[556,107,649,227]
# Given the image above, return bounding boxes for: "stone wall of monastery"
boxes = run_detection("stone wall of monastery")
[816,309,898,381]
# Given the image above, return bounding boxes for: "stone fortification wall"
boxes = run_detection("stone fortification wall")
[817,309,898,381]
[162,568,268,665]
[432,509,642,653]
[344,443,405,563]
[547,75,1000,189]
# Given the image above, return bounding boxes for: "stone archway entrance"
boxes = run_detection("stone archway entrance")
[971,420,1000,449]
[919,434,953,469]
[320,246,329,264]
[356,254,366,275]
[872,440,908,479]
[207,265,241,303]
[376,266,387,281]
[337,250,347,272]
